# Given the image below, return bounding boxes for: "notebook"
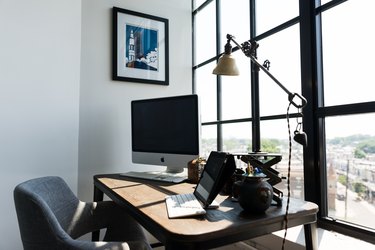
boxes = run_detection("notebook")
[165,151,236,218]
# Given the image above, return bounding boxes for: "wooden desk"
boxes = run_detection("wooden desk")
[93,174,318,250]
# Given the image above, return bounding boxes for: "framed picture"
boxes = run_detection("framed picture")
[112,7,169,85]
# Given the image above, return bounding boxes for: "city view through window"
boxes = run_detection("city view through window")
[325,115,375,230]
[201,121,375,230]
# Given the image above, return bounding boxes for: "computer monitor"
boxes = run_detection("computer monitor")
[131,94,200,173]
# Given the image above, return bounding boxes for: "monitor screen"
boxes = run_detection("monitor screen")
[131,94,200,173]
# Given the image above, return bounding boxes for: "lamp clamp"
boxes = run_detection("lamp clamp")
[288,92,307,109]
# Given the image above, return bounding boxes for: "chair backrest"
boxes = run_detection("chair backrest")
[14,176,81,249]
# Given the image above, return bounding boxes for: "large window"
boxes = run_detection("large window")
[193,0,304,200]
[193,0,375,244]
[318,0,375,237]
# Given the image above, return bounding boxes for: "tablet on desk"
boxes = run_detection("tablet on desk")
[165,151,235,218]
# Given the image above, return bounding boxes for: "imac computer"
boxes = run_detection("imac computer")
[123,94,200,183]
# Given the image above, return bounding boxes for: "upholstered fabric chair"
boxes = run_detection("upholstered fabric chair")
[14,176,152,250]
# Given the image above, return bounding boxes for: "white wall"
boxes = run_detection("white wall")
[0,0,81,249]
[78,0,192,200]
[0,0,191,247]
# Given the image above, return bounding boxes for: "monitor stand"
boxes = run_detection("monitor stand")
[120,167,188,183]
[165,165,185,174]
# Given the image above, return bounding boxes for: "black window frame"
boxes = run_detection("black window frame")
[193,0,375,244]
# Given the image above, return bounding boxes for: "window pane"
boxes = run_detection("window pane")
[320,0,333,5]
[222,122,252,153]
[193,0,206,11]
[256,0,299,35]
[221,54,252,120]
[322,1,375,106]
[261,119,305,200]
[220,0,250,50]
[195,62,217,123]
[259,24,301,116]
[220,0,252,120]
[326,114,375,230]
[195,1,216,65]
[201,125,217,158]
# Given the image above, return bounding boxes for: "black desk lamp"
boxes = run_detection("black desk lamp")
[213,34,308,249]
[213,34,308,148]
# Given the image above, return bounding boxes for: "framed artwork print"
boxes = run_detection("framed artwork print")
[112,7,169,85]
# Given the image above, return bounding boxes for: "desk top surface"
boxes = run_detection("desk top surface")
[94,174,318,246]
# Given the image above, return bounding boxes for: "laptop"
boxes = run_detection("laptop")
[165,151,236,218]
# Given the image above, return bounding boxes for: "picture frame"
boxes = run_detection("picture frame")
[112,7,169,85]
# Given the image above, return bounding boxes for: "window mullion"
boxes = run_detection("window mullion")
[299,0,323,205]
[216,0,223,151]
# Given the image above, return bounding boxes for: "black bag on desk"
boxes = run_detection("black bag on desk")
[194,151,236,207]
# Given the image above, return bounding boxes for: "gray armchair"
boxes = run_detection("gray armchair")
[14,176,152,250]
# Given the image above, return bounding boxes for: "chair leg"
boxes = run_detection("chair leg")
[92,230,100,241]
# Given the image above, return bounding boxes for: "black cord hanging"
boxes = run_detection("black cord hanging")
[282,102,293,250]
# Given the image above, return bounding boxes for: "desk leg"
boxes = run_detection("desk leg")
[94,185,104,202]
[304,222,318,250]
[92,185,104,241]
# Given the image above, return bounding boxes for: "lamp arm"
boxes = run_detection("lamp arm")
[226,34,307,109]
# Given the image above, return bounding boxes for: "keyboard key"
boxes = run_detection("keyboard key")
[165,193,206,218]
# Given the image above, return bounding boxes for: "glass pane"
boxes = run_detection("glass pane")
[261,119,305,200]
[195,62,217,123]
[220,0,250,50]
[195,1,216,65]
[256,0,299,35]
[326,114,375,230]
[222,122,252,153]
[322,1,375,106]
[260,118,291,142]
[258,24,301,116]
[221,54,252,120]
[193,0,207,11]
[320,0,332,6]
[220,0,251,120]
[201,125,217,158]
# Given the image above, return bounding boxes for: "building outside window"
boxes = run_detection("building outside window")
[193,0,375,243]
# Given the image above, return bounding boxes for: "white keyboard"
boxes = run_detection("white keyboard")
[120,171,187,183]
[165,193,206,218]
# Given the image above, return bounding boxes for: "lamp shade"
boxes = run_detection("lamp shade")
[212,54,240,75]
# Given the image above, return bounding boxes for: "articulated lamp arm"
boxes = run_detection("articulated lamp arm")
[225,34,307,109]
